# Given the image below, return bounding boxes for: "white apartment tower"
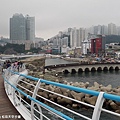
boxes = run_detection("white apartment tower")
[10,13,35,41]
[70,28,77,48]
[79,28,86,42]
[116,26,120,35]
[10,14,26,40]
[108,23,117,35]
[101,25,108,35]
[70,27,87,48]
[26,15,35,41]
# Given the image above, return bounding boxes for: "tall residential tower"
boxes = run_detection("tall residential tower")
[10,13,35,41]
[26,15,35,41]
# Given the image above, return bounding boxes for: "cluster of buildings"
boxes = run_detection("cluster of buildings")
[10,13,35,41]
[47,23,120,57]
[1,13,120,57]
[0,13,44,50]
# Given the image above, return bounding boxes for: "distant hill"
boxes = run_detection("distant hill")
[105,35,120,44]
[0,43,25,54]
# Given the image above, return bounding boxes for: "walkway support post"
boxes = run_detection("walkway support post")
[31,79,43,120]
[92,92,105,120]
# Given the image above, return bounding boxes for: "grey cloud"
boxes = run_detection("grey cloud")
[1,0,120,39]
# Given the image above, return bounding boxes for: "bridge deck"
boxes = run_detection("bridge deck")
[0,74,24,120]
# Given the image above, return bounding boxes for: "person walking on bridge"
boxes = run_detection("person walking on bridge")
[2,62,6,73]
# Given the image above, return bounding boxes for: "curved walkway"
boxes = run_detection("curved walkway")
[0,74,24,120]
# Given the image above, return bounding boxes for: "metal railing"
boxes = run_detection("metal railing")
[3,66,120,120]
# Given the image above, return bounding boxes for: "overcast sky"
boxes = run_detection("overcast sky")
[0,0,120,40]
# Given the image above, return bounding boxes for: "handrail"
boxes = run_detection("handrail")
[3,76,73,120]
[3,68,120,120]
[11,71,120,102]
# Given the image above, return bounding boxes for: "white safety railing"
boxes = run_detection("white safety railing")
[3,66,120,120]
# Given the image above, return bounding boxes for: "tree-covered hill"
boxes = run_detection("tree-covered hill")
[0,43,25,54]
[105,35,120,44]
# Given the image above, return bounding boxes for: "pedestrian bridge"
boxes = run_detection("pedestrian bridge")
[2,65,120,120]
[45,63,120,73]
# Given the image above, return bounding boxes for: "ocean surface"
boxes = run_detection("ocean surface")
[62,71,120,88]
[45,58,120,88]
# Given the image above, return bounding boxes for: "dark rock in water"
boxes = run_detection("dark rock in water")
[115,109,120,114]
[110,102,120,110]
[70,91,85,101]
[66,104,71,108]
[72,104,79,109]
[84,96,97,106]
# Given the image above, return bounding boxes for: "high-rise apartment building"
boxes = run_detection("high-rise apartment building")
[101,25,108,35]
[70,27,88,48]
[70,27,77,48]
[10,14,26,40]
[108,23,117,35]
[26,15,35,40]
[117,26,120,35]
[10,13,35,41]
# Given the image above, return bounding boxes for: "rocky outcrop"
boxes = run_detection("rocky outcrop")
[22,56,45,72]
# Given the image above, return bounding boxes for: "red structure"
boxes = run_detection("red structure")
[91,35,105,55]
[46,49,52,54]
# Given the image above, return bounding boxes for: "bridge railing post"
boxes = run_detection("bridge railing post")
[31,79,43,120]
[13,74,22,106]
[92,92,105,120]
[4,68,12,95]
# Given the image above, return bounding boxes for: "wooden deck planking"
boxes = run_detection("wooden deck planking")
[0,74,25,120]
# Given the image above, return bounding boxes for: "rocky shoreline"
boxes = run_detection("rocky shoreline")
[18,56,120,114]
